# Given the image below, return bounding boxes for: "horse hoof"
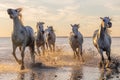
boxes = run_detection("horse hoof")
[82,59,85,63]
[98,61,103,69]
[32,60,35,64]
[81,61,85,64]
[21,66,25,70]
[18,60,22,65]
[37,53,41,56]
[73,56,76,59]
[105,61,111,68]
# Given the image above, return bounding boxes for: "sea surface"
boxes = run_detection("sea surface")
[0,37,120,55]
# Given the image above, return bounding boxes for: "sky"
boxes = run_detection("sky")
[0,0,120,37]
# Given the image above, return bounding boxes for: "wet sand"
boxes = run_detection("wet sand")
[0,48,120,80]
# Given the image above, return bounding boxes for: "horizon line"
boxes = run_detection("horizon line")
[0,36,120,38]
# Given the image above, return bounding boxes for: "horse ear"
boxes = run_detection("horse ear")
[110,18,112,21]
[41,22,44,24]
[51,26,53,29]
[100,17,103,20]
[39,22,44,25]
[70,24,73,27]
[37,22,39,25]
[16,8,22,12]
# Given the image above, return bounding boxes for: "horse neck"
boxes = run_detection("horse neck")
[37,31,43,39]
[98,25,106,39]
[51,31,54,34]
[13,17,24,33]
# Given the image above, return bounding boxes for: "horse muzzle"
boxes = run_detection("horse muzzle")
[7,9,14,19]
[7,9,12,14]
[74,35,78,39]
[42,31,44,34]
[48,33,51,36]
[108,22,112,28]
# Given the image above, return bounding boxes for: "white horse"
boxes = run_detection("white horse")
[36,22,45,55]
[69,24,84,61]
[45,26,56,52]
[7,8,35,70]
[93,17,112,66]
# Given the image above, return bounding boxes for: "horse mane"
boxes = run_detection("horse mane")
[36,23,39,31]
[19,13,24,27]
[99,23,111,37]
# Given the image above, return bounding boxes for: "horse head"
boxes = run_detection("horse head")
[36,22,44,34]
[7,8,22,19]
[47,26,54,38]
[70,24,79,39]
[100,17,112,29]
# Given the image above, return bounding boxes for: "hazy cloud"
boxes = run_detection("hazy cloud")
[0,0,120,37]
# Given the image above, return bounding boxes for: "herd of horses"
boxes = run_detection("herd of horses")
[7,8,112,70]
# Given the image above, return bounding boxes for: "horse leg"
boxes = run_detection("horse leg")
[48,43,52,52]
[21,46,25,70]
[106,50,111,67]
[41,45,45,55]
[53,43,55,52]
[73,51,77,59]
[75,49,79,59]
[72,47,76,59]
[76,49,80,60]
[46,43,48,50]
[37,46,40,55]
[107,50,111,62]
[99,49,105,68]
[79,46,84,62]
[12,44,22,64]
[19,46,22,51]
[29,45,35,64]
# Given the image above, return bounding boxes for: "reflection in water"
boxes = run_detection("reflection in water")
[70,67,83,80]
[15,64,120,80]
[16,67,72,80]
[17,72,35,80]
[98,59,120,80]
[18,73,25,80]
[99,68,119,80]
[82,66,100,80]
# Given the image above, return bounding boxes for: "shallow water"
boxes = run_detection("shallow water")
[0,66,100,80]
[0,37,120,80]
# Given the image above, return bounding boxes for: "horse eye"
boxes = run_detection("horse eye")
[15,10,17,12]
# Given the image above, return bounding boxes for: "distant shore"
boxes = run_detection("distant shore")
[0,36,120,38]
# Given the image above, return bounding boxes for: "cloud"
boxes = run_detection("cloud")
[104,0,120,11]
[17,0,28,3]
[0,0,120,37]
[41,0,75,5]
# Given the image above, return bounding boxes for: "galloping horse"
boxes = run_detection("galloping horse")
[93,17,112,66]
[45,26,56,52]
[7,8,35,70]
[69,24,84,61]
[36,22,45,55]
